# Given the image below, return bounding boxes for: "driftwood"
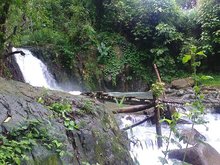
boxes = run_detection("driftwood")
[122,118,149,131]
[113,103,154,114]
[4,50,25,59]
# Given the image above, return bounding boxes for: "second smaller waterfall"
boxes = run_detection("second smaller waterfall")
[13,47,59,89]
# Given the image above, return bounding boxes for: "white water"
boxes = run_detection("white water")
[121,113,220,164]
[13,47,81,95]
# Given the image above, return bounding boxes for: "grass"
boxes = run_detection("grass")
[201,74,220,87]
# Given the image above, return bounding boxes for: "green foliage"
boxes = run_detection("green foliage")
[0,120,63,165]
[151,82,165,98]
[159,43,209,164]
[197,0,220,54]
[2,0,219,87]
[79,99,94,114]
[49,101,79,130]
[156,23,183,44]
[182,45,206,74]
[114,96,125,108]
[202,74,220,87]
[49,102,72,113]
[104,56,124,86]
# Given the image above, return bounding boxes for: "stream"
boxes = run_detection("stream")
[120,113,220,164]
[13,48,220,164]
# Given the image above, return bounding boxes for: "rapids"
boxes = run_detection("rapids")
[120,113,220,164]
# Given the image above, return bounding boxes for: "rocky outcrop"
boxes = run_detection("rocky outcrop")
[165,86,220,111]
[0,77,133,165]
[168,143,220,165]
[171,77,194,89]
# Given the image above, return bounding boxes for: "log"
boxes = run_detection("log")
[112,103,154,114]
[122,118,149,131]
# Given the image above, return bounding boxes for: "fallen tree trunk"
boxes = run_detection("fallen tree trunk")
[112,103,154,114]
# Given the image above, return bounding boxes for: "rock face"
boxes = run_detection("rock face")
[171,77,194,89]
[0,77,133,165]
[165,86,220,110]
[168,143,220,165]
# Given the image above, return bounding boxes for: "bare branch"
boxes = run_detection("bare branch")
[4,50,25,59]
[122,118,149,131]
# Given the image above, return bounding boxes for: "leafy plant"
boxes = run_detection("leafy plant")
[0,120,64,165]
[114,96,125,108]
[48,101,79,130]
[182,45,207,74]
[151,82,165,98]
[159,45,211,164]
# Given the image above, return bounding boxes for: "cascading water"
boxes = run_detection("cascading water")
[13,47,59,89]
[121,113,220,164]
[13,47,81,95]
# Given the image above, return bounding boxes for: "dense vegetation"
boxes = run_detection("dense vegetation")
[0,0,219,89]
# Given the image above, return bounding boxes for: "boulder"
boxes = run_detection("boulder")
[168,143,220,165]
[0,77,133,165]
[180,128,206,145]
[171,77,194,89]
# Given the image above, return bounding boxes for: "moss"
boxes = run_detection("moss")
[78,120,87,128]
[92,129,106,164]
[26,154,62,165]
[101,113,119,132]
[111,136,128,160]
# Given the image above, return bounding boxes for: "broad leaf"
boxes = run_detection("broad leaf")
[200,75,214,80]
[182,55,191,64]
[196,51,207,57]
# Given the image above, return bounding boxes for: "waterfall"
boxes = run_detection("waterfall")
[13,47,80,95]
[13,47,59,89]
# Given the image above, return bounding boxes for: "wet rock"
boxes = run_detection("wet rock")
[169,143,220,165]
[25,145,62,165]
[179,128,206,145]
[171,77,194,89]
[176,89,185,96]
[0,77,133,165]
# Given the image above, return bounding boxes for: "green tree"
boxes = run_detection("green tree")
[0,1,11,55]
[197,0,220,71]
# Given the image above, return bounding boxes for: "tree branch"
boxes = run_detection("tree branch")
[4,50,25,59]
